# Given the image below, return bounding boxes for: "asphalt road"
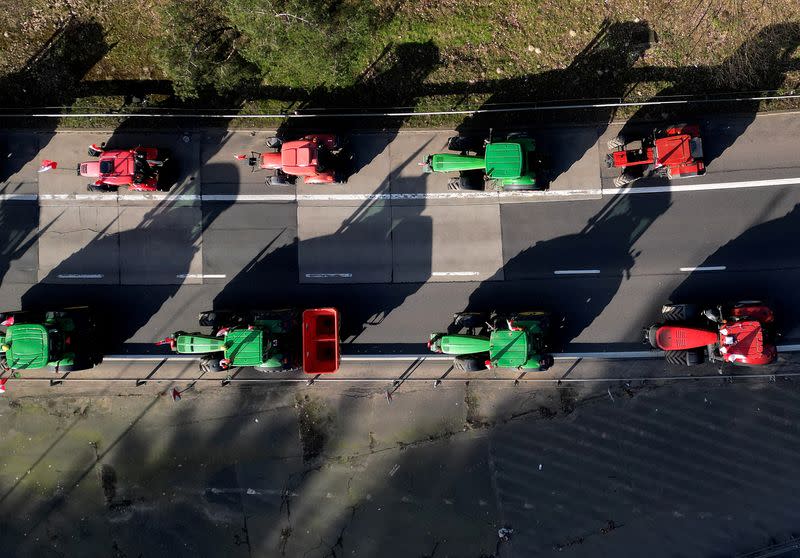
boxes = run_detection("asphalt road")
[2,112,800,359]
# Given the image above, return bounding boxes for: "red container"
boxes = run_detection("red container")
[302,308,340,374]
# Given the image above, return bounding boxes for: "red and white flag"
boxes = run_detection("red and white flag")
[38,159,57,173]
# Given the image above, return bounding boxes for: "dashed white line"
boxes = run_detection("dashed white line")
[432,271,480,277]
[305,273,353,279]
[553,269,601,275]
[57,274,104,279]
[177,273,227,279]
[679,266,727,272]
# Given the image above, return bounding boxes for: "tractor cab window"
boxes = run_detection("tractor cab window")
[99,160,114,174]
[48,330,64,359]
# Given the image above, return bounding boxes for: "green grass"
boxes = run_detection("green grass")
[0,0,798,128]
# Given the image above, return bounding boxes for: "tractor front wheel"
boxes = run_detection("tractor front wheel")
[266,136,283,149]
[665,349,704,366]
[454,354,487,372]
[200,355,226,373]
[661,303,699,322]
[453,312,487,330]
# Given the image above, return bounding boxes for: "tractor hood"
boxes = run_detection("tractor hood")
[3,323,49,369]
[654,325,718,351]
[423,153,486,174]
[429,334,490,355]
[260,151,283,170]
[79,160,101,177]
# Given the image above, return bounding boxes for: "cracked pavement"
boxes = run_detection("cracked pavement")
[2,378,800,557]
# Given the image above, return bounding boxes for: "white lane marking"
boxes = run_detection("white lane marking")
[203,194,295,202]
[57,273,104,279]
[305,273,353,278]
[554,269,601,275]
[605,177,800,196]
[0,194,38,201]
[17,176,800,205]
[432,271,480,277]
[177,273,227,279]
[679,266,727,272]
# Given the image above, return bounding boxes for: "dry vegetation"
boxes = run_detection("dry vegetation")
[0,0,798,122]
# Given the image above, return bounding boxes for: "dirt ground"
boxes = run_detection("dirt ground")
[2,376,800,557]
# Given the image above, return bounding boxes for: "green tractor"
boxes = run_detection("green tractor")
[0,307,101,372]
[159,308,340,374]
[421,132,541,191]
[428,311,554,372]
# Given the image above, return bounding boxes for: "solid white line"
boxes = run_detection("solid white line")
[16,176,800,206]
[304,273,353,278]
[679,266,727,272]
[0,194,38,201]
[605,177,800,196]
[177,273,227,279]
[432,271,480,277]
[57,274,104,279]
[553,269,601,275]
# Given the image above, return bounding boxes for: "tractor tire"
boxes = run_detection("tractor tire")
[538,354,555,371]
[200,355,226,373]
[505,131,531,140]
[265,136,283,149]
[87,183,111,192]
[502,182,538,192]
[607,135,626,150]
[448,171,484,191]
[447,135,482,153]
[267,173,289,187]
[198,311,217,327]
[48,363,77,373]
[88,145,104,157]
[613,170,638,188]
[454,354,487,372]
[453,312,487,330]
[660,303,699,322]
[254,365,285,373]
[665,349,704,366]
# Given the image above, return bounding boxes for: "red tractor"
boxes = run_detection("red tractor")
[79,143,170,192]
[237,134,351,186]
[606,124,705,187]
[646,301,777,366]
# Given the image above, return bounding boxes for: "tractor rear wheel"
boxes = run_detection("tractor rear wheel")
[268,173,289,186]
[454,354,487,372]
[254,365,286,373]
[660,303,699,322]
[453,312,487,330]
[613,170,638,187]
[502,182,537,191]
[607,135,626,150]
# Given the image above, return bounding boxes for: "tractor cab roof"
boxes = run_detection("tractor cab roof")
[489,329,528,368]
[223,328,265,367]
[485,142,523,179]
[281,140,318,176]
[3,323,49,369]
[653,134,694,167]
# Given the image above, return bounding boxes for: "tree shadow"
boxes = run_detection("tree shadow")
[464,191,671,351]
[669,202,800,343]
[274,40,441,174]
[613,22,800,171]
[18,161,239,353]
